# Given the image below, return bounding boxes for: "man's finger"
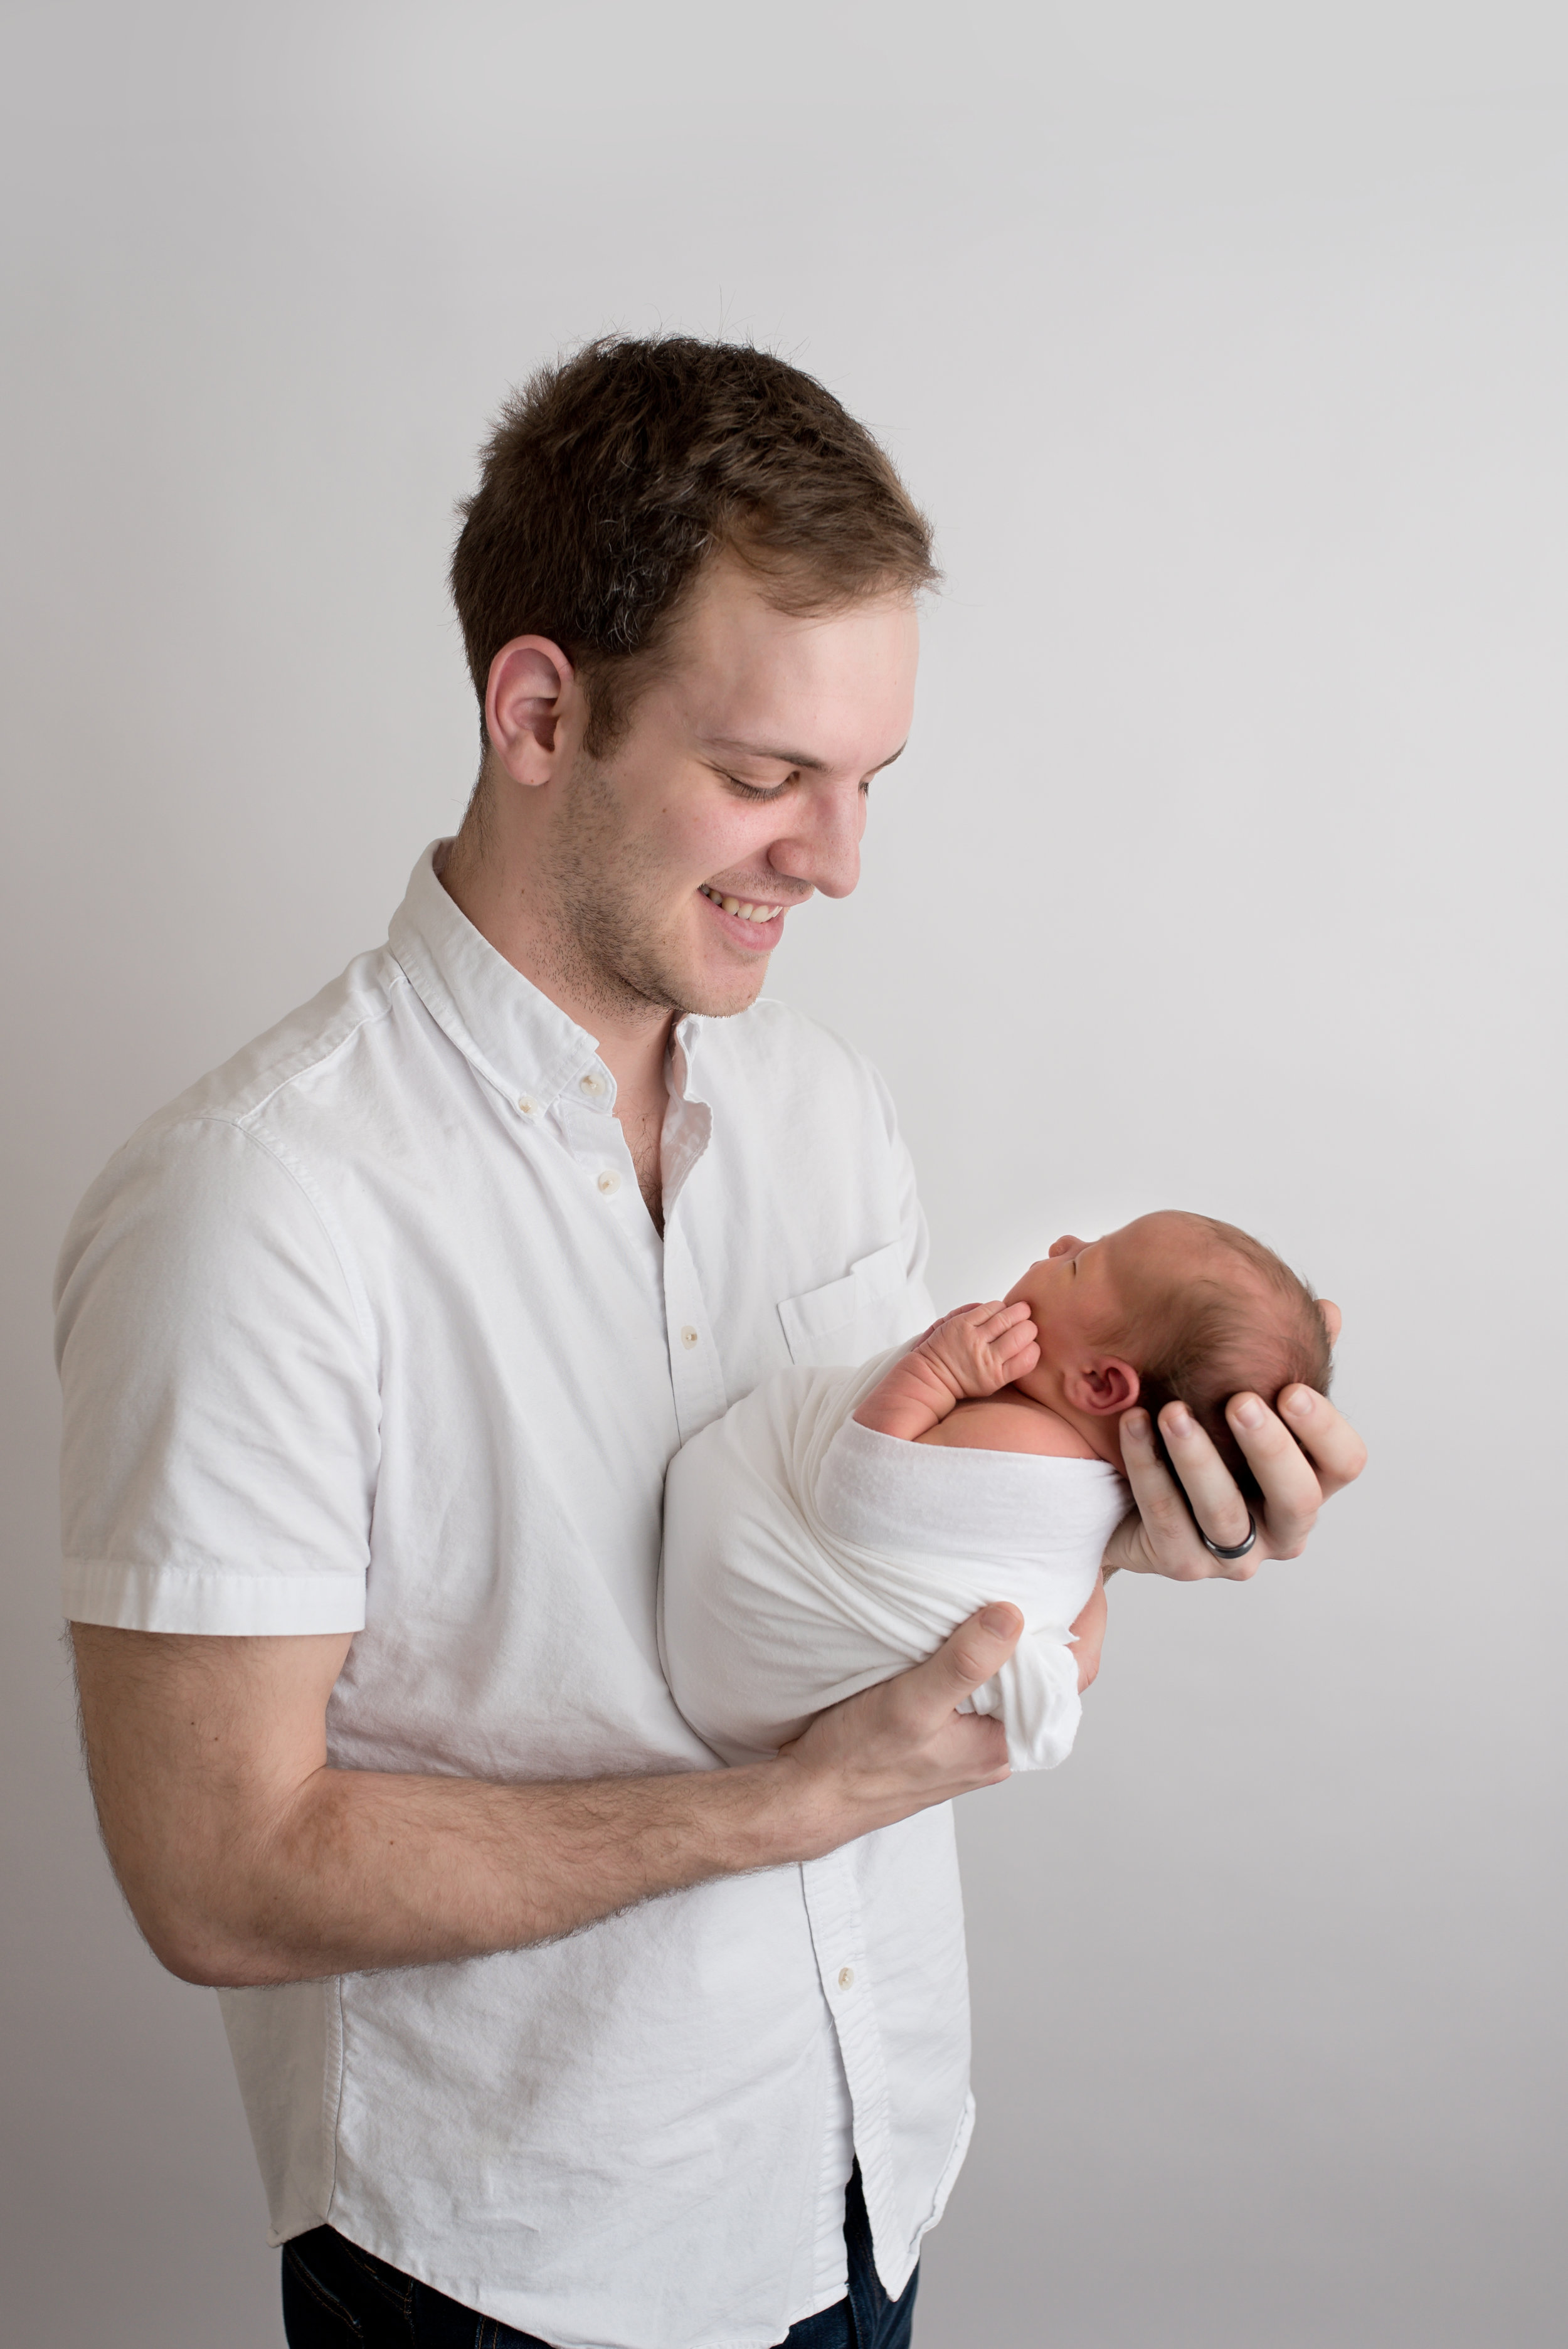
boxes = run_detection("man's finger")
[1157,1402,1255,1555]
[1272,1385,1367,1501]
[1226,1394,1326,1557]
[1115,1409,1252,1581]
[1115,1409,1205,1571]
[912,1604,1024,1709]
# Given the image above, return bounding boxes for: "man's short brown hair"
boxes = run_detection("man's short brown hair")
[450,336,938,755]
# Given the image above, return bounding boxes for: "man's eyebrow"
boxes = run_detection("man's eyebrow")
[701,736,908,776]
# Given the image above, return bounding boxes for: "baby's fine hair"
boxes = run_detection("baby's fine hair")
[1119,1216,1333,1507]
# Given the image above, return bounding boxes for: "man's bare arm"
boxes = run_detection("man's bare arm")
[71,1608,1025,1990]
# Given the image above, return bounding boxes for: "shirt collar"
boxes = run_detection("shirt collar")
[389,842,604,1112]
[388,842,708,1115]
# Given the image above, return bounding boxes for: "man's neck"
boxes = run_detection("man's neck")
[438,832,675,1108]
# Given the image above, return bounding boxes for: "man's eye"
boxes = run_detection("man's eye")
[724,774,790,803]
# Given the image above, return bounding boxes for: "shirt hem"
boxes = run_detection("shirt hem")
[274,2210,852,2349]
[873,2087,975,2301]
[61,1560,368,1635]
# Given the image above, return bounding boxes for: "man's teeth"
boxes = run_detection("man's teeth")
[701,886,781,923]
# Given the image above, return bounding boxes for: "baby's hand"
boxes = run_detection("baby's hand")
[856,1302,1041,1443]
[916,1301,1041,1406]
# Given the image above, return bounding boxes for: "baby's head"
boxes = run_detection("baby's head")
[1005,1211,1335,1497]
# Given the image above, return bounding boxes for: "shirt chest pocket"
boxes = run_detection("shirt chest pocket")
[776,1240,913,1369]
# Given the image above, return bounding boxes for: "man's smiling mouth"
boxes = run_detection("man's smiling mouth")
[698,884,785,925]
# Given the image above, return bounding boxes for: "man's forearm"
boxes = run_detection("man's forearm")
[176,1757,807,1988]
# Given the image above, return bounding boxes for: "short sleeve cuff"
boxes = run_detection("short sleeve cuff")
[62,1560,368,1636]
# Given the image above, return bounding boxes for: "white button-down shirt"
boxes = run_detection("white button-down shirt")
[55,846,974,2349]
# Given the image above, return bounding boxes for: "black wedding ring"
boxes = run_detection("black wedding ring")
[1200,1510,1258,1561]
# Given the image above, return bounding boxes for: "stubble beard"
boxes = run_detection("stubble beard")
[538,756,766,1026]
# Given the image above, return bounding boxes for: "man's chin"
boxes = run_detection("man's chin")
[615,921,776,1024]
[667,941,776,1021]
[680,968,772,1021]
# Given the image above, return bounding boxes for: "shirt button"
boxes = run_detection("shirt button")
[517,1096,539,1116]
[580,1072,607,1096]
[596,1170,621,1197]
[680,1325,700,1350]
[837,1966,855,1990]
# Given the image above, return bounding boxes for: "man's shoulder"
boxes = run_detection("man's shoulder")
[61,947,411,1270]
[155,945,409,1138]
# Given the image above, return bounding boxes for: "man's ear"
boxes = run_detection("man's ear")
[1062,1359,1141,1417]
[484,637,580,788]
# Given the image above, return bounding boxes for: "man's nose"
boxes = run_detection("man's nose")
[768,780,866,901]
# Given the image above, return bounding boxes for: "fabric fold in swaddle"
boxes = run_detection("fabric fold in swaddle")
[660,1346,1130,1772]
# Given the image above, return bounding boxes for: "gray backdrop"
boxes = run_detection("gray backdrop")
[3,4,1564,2344]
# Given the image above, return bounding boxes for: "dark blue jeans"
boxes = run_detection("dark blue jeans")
[282,2166,917,2348]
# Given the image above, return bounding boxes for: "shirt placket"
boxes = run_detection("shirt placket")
[800,1849,896,2230]
[548,1058,665,1288]
[660,1216,727,1442]
[660,1022,727,1443]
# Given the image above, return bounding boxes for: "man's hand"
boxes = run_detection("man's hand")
[772,1603,1024,1854]
[1104,1380,1368,1583]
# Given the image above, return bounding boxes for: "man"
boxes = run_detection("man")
[59,339,1365,2349]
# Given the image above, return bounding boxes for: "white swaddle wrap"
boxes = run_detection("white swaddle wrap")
[660,1346,1130,1771]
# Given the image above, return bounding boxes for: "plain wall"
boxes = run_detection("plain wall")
[3,5,1564,2343]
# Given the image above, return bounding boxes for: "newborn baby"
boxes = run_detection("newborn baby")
[660,1211,1333,1771]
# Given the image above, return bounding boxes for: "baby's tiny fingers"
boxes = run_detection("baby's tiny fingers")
[994,1317,1039,1360]
[914,1304,983,1345]
[970,1300,1030,1337]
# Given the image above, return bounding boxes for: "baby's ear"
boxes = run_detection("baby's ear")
[1065,1359,1141,1416]
[1318,1298,1343,1344]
